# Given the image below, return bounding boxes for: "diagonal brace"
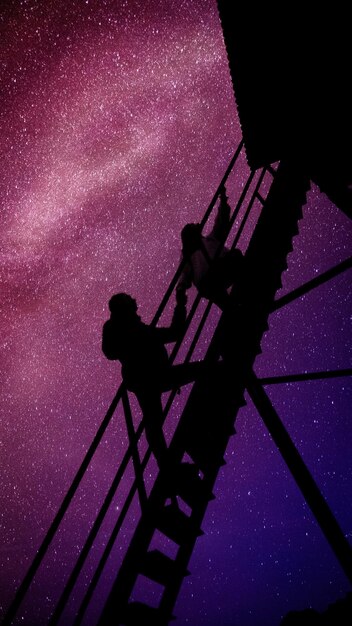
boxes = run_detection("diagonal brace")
[246,371,352,585]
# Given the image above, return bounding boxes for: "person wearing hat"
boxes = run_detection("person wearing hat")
[177,186,244,310]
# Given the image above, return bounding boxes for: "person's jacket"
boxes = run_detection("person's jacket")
[102,301,186,392]
[177,195,231,291]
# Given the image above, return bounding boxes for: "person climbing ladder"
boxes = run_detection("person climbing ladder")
[102,291,203,482]
[176,185,244,310]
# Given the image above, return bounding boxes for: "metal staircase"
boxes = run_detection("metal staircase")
[98,159,311,625]
[3,144,352,626]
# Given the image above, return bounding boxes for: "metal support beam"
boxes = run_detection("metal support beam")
[246,371,352,585]
[259,368,352,385]
[122,392,147,508]
[273,256,352,311]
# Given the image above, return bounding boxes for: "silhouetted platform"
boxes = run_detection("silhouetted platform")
[217,2,352,214]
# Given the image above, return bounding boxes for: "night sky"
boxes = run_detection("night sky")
[1,1,351,625]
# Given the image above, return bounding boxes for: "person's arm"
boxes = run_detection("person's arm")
[176,259,193,292]
[210,187,231,241]
[156,290,187,343]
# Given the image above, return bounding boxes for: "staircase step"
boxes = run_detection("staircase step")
[140,550,189,586]
[157,504,203,544]
[184,441,227,473]
[174,464,214,508]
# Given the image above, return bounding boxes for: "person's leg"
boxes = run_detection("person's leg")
[198,258,232,310]
[199,250,244,310]
[220,249,244,289]
[136,388,179,506]
[136,389,168,470]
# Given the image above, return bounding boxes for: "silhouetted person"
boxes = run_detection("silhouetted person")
[102,291,202,480]
[176,186,244,310]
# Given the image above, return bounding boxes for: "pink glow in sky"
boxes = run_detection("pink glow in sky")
[1,2,352,625]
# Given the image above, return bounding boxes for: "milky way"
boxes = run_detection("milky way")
[1,2,352,625]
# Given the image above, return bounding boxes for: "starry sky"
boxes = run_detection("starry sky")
[1,1,351,625]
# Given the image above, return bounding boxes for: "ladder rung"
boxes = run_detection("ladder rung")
[184,442,226,474]
[174,464,214,508]
[255,191,266,204]
[183,420,237,471]
[157,504,203,544]
[140,550,189,586]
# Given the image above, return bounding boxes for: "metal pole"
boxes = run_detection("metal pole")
[247,371,352,585]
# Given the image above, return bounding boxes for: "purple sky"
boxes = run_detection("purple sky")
[1,1,351,625]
